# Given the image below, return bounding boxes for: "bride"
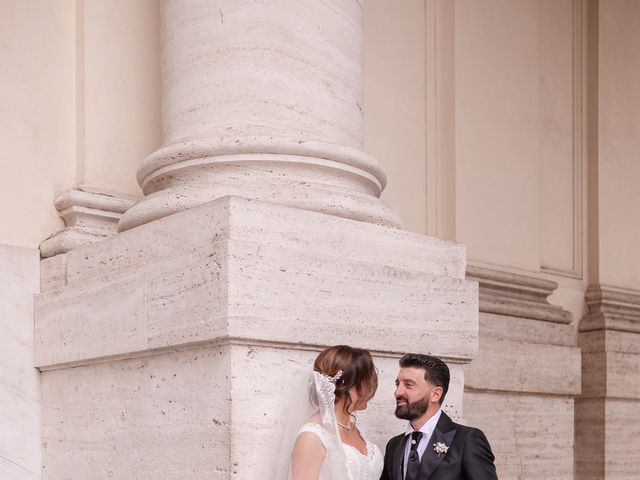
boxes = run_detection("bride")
[288,345,383,480]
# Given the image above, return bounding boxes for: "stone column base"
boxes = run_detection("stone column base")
[35,196,477,479]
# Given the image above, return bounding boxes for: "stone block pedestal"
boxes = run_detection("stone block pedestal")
[35,196,478,479]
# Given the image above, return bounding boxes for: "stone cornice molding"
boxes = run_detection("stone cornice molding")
[580,285,640,333]
[39,189,137,259]
[466,265,573,324]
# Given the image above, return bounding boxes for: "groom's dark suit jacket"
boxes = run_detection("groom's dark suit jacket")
[380,412,497,480]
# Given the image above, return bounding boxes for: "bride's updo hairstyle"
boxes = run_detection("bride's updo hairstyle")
[313,345,378,414]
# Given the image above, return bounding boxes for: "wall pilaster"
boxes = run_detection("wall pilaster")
[576,1,640,478]
[576,287,640,479]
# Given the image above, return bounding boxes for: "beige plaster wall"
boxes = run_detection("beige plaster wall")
[363,0,427,235]
[455,0,541,272]
[364,0,588,284]
[0,0,76,248]
[364,0,590,326]
[454,0,583,277]
[0,0,160,250]
[79,0,161,198]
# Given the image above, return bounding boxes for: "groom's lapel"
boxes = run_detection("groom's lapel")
[419,413,457,480]
[392,435,407,480]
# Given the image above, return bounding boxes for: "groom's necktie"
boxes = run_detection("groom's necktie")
[405,431,423,480]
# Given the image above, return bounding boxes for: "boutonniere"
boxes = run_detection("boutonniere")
[433,442,449,458]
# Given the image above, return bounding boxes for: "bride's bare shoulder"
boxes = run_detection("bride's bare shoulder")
[293,413,327,459]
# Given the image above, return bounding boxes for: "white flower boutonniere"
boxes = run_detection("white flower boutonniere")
[433,442,449,458]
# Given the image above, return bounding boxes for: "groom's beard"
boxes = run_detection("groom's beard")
[395,395,428,420]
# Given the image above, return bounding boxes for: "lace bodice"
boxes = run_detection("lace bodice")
[297,423,383,480]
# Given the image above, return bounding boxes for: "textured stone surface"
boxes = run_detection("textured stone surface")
[574,398,605,480]
[575,398,640,480]
[0,244,41,479]
[478,312,575,347]
[36,197,476,369]
[580,329,640,354]
[39,255,67,293]
[581,348,640,399]
[65,195,464,288]
[41,345,230,479]
[602,399,640,479]
[465,392,575,480]
[465,335,580,395]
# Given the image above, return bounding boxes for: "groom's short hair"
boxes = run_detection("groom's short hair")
[399,353,450,405]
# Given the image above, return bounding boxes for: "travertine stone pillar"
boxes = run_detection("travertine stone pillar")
[118,0,400,232]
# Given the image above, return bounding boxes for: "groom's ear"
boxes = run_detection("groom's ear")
[430,386,444,404]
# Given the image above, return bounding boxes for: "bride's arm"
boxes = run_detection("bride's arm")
[290,432,326,480]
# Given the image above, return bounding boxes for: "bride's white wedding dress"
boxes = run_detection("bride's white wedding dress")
[297,422,383,480]
[281,370,383,480]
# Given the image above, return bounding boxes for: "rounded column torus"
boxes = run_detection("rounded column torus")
[118,0,402,232]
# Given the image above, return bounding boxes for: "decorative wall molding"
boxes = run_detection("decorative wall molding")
[466,265,573,324]
[580,285,640,333]
[39,189,136,258]
[540,0,586,279]
[425,0,455,240]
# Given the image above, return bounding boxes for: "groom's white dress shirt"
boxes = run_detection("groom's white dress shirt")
[402,409,442,479]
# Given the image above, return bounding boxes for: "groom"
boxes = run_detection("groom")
[380,354,497,480]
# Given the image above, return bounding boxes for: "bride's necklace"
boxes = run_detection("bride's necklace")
[336,419,351,430]
[336,414,356,431]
